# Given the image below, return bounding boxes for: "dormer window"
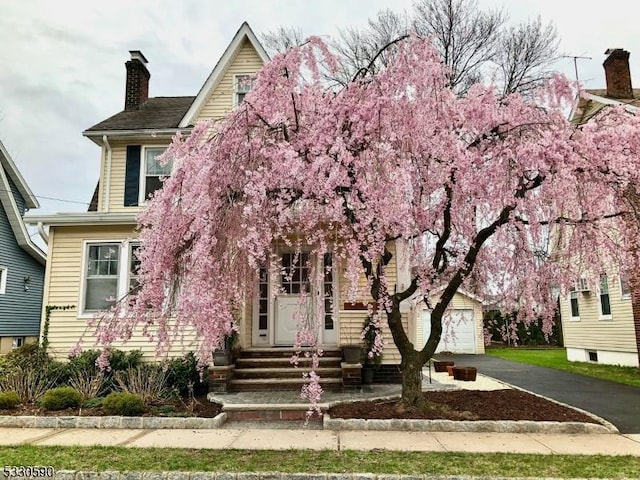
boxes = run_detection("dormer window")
[235,74,254,105]
[141,147,171,202]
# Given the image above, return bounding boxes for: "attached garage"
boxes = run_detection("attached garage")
[413,290,485,355]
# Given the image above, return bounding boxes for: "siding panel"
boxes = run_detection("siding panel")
[0,202,44,336]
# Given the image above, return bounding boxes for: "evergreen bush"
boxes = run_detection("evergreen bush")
[102,392,145,416]
[40,386,82,411]
[0,391,21,409]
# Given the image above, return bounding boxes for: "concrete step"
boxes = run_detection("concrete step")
[234,367,342,379]
[222,403,326,423]
[230,377,343,391]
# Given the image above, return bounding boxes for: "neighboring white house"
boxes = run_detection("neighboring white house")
[560,48,640,367]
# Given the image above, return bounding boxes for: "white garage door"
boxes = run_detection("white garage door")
[422,309,477,354]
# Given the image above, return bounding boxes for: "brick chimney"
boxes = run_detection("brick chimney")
[603,48,633,99]
[125,50,150,110]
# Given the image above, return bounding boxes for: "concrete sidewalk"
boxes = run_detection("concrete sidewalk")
[2,427,640,455]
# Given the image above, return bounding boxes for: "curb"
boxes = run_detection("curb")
[0,412,227,429]
[48,472,635,480]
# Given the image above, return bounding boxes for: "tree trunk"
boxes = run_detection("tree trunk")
[399,351,426,410]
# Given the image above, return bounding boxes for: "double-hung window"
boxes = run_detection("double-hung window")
[599,275,612,319]
[234,74,254,105]
[82,242,141,314]
[85,243,120,311]
[141,147,171,202]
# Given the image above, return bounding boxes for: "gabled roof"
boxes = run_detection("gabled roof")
[571,89,640,124]
[84,96,195,136]
[178,22,270,128]
[0,139,46,264]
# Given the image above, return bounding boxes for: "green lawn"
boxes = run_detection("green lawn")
[486,347,640,387]
[2,446,640,478]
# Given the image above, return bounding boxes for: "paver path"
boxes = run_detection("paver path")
[441,354,640,433]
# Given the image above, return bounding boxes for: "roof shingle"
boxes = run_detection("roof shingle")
[85,96,195,132]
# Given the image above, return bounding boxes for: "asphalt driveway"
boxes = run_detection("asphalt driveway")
[438,354,640,433]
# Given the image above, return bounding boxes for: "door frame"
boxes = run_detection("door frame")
[251,250,338,347]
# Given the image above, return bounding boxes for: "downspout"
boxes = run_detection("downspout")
[103,135,112,213]
[37,221,49,244]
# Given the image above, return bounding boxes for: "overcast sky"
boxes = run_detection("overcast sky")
[1,0,640,220]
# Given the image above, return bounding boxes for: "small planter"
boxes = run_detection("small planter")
[362,364,375,384]
[213,349,231,366]
[342,345,362,364]
[433,360,454,373]
[452,366,477,382]
[446,365,455,376]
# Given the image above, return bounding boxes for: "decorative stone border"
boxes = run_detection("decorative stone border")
[322,414,617,433]
[0,412,227,429]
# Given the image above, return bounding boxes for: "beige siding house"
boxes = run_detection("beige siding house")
[24,23,425,373]
[560,48,640,367]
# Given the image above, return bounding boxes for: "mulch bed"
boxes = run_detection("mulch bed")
[328,389,601,423]
[0,395,223,418]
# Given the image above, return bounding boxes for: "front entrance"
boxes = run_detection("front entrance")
[252,252,337,347]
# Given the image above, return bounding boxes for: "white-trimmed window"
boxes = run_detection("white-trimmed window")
[82,241,141,314]
[620,275,631,300]
[599,275,612,319]
[234,74,254,105]
[12,337,24,349]
[569,287,580,320]
[0,267,7,294]
[140,147,171,203]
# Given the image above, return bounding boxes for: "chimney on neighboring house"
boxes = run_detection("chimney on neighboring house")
[603,48,633,99]
[125,50,150,110]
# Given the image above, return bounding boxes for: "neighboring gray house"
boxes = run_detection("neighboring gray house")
[0,139,45,354]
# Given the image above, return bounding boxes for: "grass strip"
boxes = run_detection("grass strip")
[1,446,640,478]
[486,347,640,387]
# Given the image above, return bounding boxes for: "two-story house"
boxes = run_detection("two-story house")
[26,23,485,388]
[560,48,640,368]
[0,139,46,354]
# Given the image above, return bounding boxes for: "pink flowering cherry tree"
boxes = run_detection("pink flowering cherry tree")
[94,35,640,410]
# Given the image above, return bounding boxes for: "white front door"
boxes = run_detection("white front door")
[252,252,338,346]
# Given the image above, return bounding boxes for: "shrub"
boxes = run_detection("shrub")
[114,365,171,403]
[165,352,208,396]
[40,386,82,411]
[68,369,106,400]
[102,392,145,416]
[0,365,57,403]
[0,391,21,409]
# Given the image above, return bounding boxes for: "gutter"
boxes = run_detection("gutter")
[103,135,111,213]
[24,212,138,227]
[37,221,49,245]
[82,128,192,145]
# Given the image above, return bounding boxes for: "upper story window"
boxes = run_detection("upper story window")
[140,147,171,202]
[234,74,254,105]
[599,275,612,319]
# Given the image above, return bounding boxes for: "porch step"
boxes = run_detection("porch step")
[229,377,343,392]
[223,347,345,393]
[236,356,342,369]
[234,367,342,379]
[239,347,343,359]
